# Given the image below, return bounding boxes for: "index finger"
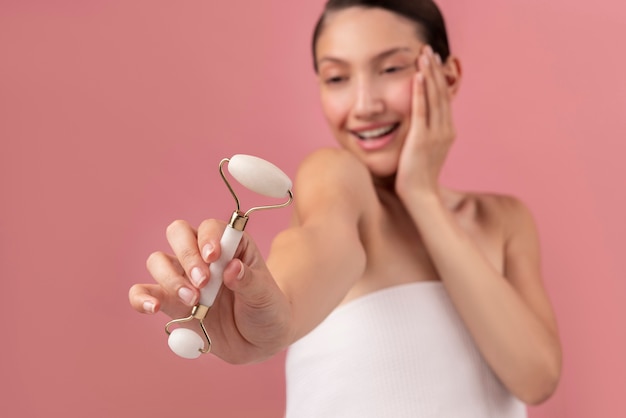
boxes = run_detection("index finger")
[166,220,209,289]
[197,218,227,263]
[411,68,428,129]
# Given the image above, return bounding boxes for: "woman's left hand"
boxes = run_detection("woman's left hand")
[395,45,456,200]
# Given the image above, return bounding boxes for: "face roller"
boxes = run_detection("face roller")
[165,154,293,359]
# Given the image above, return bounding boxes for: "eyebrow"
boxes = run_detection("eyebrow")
[317,46,413,67]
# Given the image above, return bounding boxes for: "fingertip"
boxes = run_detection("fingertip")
[129,284,155,313]
[143,300,156,314]
[190,266,207,288]
[229,259,245,280]
[223,259,246,289]
[178,286,198,307]
[198,219,226,261]
[412,72,424,102]
[420,53,430,70]
[235,259,245,280]
[201,242,215,262]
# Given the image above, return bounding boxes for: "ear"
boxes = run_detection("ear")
[443,55,462,97]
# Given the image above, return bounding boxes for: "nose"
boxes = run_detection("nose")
[353,77,384,119]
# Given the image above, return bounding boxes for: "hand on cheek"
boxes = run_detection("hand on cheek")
[396,45,455,200]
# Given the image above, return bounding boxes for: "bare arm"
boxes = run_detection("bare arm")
[403,192,561,404]
[268,148,369,341]
[395,46,561,403]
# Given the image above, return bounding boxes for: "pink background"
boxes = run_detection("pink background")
[1,0,624,417]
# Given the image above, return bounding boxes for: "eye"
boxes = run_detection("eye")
[382,65,408,75]
[325,76,347,85]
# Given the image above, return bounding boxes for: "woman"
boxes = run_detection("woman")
[129,0,562,416]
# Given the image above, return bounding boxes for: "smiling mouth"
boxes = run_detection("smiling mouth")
[353,123,400,140]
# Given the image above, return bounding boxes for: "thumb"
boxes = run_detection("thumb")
[222,259,274,307]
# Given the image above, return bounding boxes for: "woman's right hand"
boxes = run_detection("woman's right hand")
[128,219,293,364]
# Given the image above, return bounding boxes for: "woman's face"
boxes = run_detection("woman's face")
[315,7,425,178]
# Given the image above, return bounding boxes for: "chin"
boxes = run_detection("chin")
[363,154,399,180]
[336,137,401,178]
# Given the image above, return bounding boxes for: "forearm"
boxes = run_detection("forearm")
[266,221,366,344]
[403,191,560,403]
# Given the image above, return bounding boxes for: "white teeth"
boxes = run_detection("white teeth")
[356,124,396,139]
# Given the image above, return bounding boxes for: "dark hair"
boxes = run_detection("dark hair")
[312,0,450,72]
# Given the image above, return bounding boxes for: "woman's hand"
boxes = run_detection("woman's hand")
[395,45,456,200]
[128,219,293,364]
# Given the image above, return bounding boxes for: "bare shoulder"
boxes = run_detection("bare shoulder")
[469,192,542,280]
[296,147,372,189]
[293,148,376,224]
[469,192,538,238]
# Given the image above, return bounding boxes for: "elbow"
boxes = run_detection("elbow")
[518,374,560,405]
[515,349,562,405]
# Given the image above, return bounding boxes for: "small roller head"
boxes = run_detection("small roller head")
[228,154,292,198]
[168,328,204,359]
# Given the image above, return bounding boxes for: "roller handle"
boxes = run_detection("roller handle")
[199,225,244,307]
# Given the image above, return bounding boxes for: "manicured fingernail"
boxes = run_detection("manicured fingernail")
[421,54,429,67]
[435,53,442,65]
[190,267,206,287]
[178,287,196,306]
[202,243,214,261]
[143,301,155,314]
[236,260,245,280]
[426,45,434,55]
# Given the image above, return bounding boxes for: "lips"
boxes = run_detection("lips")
[354,123,398,139]
[349,123,400,151]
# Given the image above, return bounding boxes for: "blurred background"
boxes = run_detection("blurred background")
[1,0,624,417]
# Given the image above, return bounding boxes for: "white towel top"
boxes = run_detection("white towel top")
[285,282,526,418]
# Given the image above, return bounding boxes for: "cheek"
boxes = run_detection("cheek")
[384,78,413,117]
[320,90,351,129]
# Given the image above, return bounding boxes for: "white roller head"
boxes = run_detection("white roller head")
[168,328,204,359]
[228,154,292,198]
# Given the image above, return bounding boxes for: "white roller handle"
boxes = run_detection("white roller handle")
[200,225,244,307]
[167,225,243,359]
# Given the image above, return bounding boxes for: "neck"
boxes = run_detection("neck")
[372,174,465,212]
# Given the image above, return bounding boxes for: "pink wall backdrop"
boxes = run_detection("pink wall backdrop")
[1,0,624,417]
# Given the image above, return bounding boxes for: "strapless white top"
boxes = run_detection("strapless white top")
[285,282,526,418]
